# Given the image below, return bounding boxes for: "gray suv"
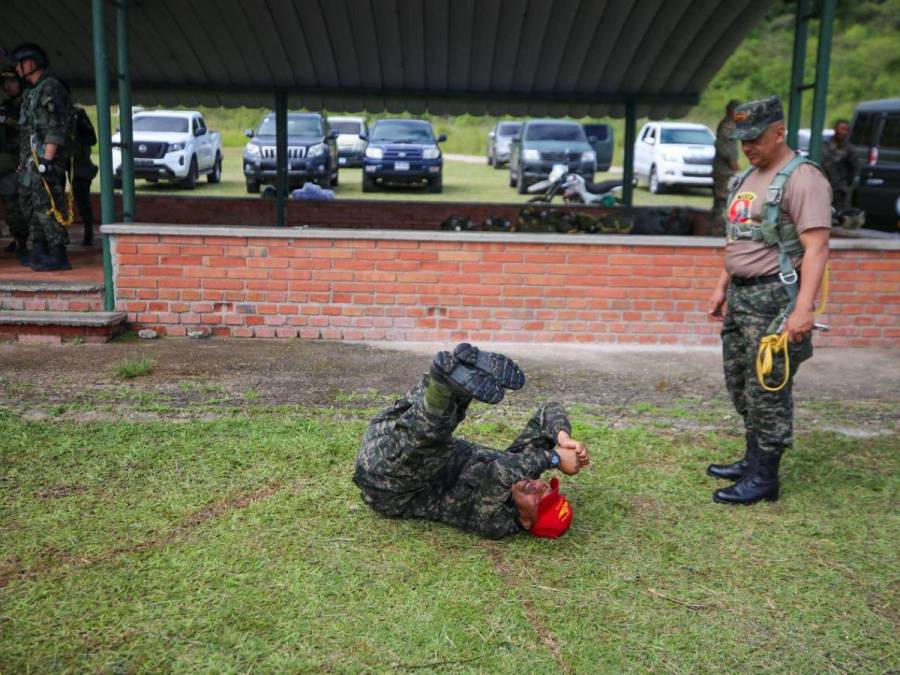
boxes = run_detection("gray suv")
[508,119,596,194]
[486,121,522,168]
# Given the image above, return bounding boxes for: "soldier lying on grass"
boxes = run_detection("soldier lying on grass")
[353,344,589,539]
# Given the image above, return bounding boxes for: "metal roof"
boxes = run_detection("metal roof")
[6,0,775,119]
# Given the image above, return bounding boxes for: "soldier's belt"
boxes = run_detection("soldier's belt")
[730,273,783,287]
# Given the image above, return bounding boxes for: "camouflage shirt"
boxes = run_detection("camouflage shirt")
[18,73,72,166]
[821,138,858,195]
[70,107,98,180]
[353,377,571,539]
[0,95,21,174]
[713,116,738,176]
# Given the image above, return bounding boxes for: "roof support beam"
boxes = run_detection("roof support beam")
[808,0,836,163]
[787,0,809,151]
[92,0,115,311]
[116,0,135,224]
[275,90,288,228]
[621,98,637,208]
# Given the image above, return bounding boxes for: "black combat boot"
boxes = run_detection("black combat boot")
[713,450,782,505]
[31,244,72,272]
[707,431,760,480]
[26,241,47,268]
[429,344,525,405]
[82,223,94,246]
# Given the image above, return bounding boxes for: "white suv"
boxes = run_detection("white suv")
[634,122,716,193]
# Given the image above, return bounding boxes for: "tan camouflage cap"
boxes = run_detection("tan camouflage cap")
[729,96,785,141]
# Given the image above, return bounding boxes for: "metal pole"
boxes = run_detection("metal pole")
[116,0,134,222]
[275,90,288,227]
[92,0,115,311]
[621,98,636,208]
[787,0,809,151]
[808,0,836,164]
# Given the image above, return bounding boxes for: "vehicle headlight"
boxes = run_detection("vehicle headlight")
[662,152,681,162]
[365,147,383,160]
[581,150,596,163]
[167,141,185,152]
[244,142,260,157]
[307,143,327,158]
[522,148,540,162]
[422,147,440,160]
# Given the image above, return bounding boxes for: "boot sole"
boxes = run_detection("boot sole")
[432,352,504,404]
[712,492,779,505]
[452,343,525,390]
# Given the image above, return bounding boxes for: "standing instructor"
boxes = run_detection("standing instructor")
[706,96,831,505]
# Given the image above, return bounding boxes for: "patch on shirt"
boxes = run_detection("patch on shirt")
[728,191,756,225]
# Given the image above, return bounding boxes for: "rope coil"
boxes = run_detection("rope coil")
[30,147,75,227]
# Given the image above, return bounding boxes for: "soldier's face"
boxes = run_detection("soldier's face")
[511,479,551,529]
[741,123,785,168]
[834,122,850,142]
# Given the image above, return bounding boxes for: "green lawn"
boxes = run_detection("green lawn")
[1,405,896,672]
[109,150,715,209]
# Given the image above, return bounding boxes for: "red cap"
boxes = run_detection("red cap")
[530,477,573,539]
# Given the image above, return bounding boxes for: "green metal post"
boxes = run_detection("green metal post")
[116,0,134,222]
[275,90,288,227]
[92,0,115,311]
[808,0,836,164]
[621,98,636,208]
[787,0,809,151]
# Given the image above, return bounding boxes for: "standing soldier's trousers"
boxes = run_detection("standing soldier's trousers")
[19,165,69,249]
[1,175,26,243]
[721,281,813,455]
[73,177,94,243]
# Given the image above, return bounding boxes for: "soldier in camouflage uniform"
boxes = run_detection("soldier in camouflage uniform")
[353,343,589,539]
[821,119,858,208]
[12,43,74,271]
[711,100,741,235]
[1,67,26,260]
[706,96,831,505]
[70,105,98,246]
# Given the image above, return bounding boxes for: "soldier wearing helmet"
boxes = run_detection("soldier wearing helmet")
[1,66,26,259]
[12,42,75,271]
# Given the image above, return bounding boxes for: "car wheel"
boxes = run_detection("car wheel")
[517,169,528,195]
[182,156,198,190]
[362,174,376,193]
[331,170,339,188]
[428,173,443,193]
[649,166,664,194]
[246,179,260,194]
[509,169,516,188]
[207,153,222,184]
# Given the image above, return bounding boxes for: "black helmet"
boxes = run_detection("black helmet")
[10,43,49,69]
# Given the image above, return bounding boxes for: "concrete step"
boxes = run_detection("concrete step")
[0,310,127,343]
[0,280,105,312]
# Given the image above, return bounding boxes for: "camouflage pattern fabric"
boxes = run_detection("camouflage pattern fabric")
[730,96,784,142]
[0,95,26,240]
[821,139,858,208]
[18,74,72,247]
[721,282,812,455]
[73,176,93,230]
[711,116,738,236]
[70,107,98,181]
[353,375,571,539]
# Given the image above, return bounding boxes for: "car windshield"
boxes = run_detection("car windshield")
[256,116,323,136]
[133,116,189,133]
[330,120,362,135]
[524,123,586,142]
[583,124,609,141]
[660,128,715,144]
[370,121,434,143]
[497,122,522,137]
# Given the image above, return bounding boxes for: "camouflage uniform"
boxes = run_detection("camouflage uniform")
[0,90,26,244]
[821,138,858,208]
[721,283,812,455]
[18,72,73,249]
[712,114,738,233]
[70,107,98,244]
[353,375,570,539]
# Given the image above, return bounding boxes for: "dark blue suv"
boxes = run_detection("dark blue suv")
[361,119,446,193]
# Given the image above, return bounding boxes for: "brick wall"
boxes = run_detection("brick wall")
[105,226,900,348]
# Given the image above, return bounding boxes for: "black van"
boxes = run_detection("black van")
[582,123,614,172]
[849,98,900,231]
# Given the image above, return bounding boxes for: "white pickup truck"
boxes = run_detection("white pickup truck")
[112,110,223,189]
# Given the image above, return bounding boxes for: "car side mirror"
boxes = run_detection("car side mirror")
[645,137,656,145]
[489,131,495,138]
[438,134,447,143]
[358,133,368,141]
[245,129,254,138]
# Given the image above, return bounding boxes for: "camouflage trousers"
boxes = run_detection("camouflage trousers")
[2,191,27,242]
[721,282,813,455]
[19,166,69,248]
[354,377,557,519]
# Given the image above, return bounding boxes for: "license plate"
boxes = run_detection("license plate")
[395,161,409,171]
[134,159,153,166]
[338,157,346,165]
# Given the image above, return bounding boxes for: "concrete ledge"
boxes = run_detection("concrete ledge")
[100,223,900,250]
[0,280,104,293]
[0,311,127,327]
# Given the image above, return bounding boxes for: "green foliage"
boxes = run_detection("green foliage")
[114,356,155,379]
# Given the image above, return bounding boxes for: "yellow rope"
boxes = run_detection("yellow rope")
[755,264,830,392]
[30,148,75,227]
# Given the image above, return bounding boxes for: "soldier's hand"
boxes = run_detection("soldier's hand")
[557,430,589,474]
[38,159,55,178]
[785,307,814,343]
[707,288,727,321]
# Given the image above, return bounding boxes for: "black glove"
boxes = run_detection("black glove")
[38,159,56,177]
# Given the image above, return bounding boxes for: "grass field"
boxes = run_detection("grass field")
[114,152,715,209]
[1,397,897,672]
